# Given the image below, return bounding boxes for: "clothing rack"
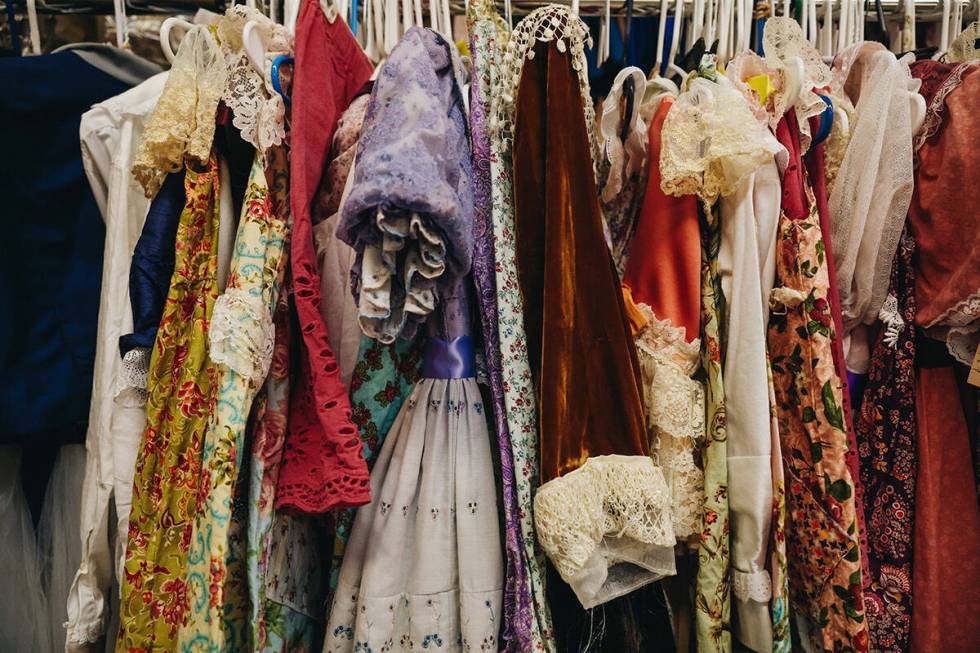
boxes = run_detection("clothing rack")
[3,0,972,15]
[494,0,977,17]
[0,0,224,15]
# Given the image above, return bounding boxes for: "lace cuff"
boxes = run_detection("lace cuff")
[210,287,275,385]
[114,347,151,407]
[733,568,773,603]
[633,305,706,539]
[533,455,675,608]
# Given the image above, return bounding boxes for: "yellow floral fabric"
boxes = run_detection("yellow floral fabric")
[117,156,221,652]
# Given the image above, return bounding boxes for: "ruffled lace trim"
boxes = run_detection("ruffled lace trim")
[218,6,292,153]
[210,287,276,385]
[533,454,675,607]
[924,289,980,365]
[132,26,226,197]
[948,21,980,63]
[357,210,447,344]
[634,303,700,375]
[914,62,972,153]
[660,76,783,204]
[733,569,773,603]
[633,303,706,540]
[114,347,150,407]
[491,5,600,181]
[762,17,835,153]
[600,67,648,204]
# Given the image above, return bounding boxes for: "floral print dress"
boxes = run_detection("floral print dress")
[117,156,222,653]
[178,150,292,651]
[767,114,868,653]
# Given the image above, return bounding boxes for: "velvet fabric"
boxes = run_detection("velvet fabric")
[511,40,648,484]
[623,96,701,342]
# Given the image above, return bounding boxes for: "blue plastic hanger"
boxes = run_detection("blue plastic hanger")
[271,54,294,106]
[812,93,834,147]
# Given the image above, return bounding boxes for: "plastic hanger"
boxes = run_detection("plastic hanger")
[597,0,610,67]
[160,16,195,64]
[243,20,267,73]
[666,0,688,74]
[113,0,128,47]
[271,53,293,104]
[26,0,40,54]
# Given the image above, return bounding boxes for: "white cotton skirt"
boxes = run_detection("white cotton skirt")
[323,377,504,653]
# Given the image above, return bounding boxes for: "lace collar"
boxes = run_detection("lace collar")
[491,5,600,179]
[131,7,292,197]
[762,17,834,153]
[218,6,293,154]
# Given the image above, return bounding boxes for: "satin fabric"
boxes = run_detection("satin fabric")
[277,2,374,514]
[623,96,701,342]
[511,41,648,484]
[120,170,185,355]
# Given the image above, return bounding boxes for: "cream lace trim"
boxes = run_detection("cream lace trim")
[924,288,980,365]
[762,17,835,152]
[218,6,292,153]
[660,76,783,205]
[114,347,150,408]
[947,21,980,63]
[733,569,773,603]
[634,304,706,539]
[210,287,275,385]
[491,5,600,181]
[533,454,675,604]
[132,25,226,197]
[914,62,972,153]
[878,293,905,349]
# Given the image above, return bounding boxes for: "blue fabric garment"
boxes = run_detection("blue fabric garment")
[0,52,135,445]
[119,170,186,355]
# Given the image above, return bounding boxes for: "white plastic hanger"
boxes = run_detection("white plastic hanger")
[113,0,128,47]
[160,16,195,63]
[940,0,953,53]
[688,0,705,50]
[597,0,610,67]
[243,20,267,73]
[667,0,687,73]
[284,0,301,35]
[818,0,833,56]
[716,0,733,63]
[439,0,452,41]
[25,0,41,54]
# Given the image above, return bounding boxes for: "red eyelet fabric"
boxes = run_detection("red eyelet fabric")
[275,0,375,514]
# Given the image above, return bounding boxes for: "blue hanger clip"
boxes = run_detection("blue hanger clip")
[813,93,834,147]
[271,54,294,106]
